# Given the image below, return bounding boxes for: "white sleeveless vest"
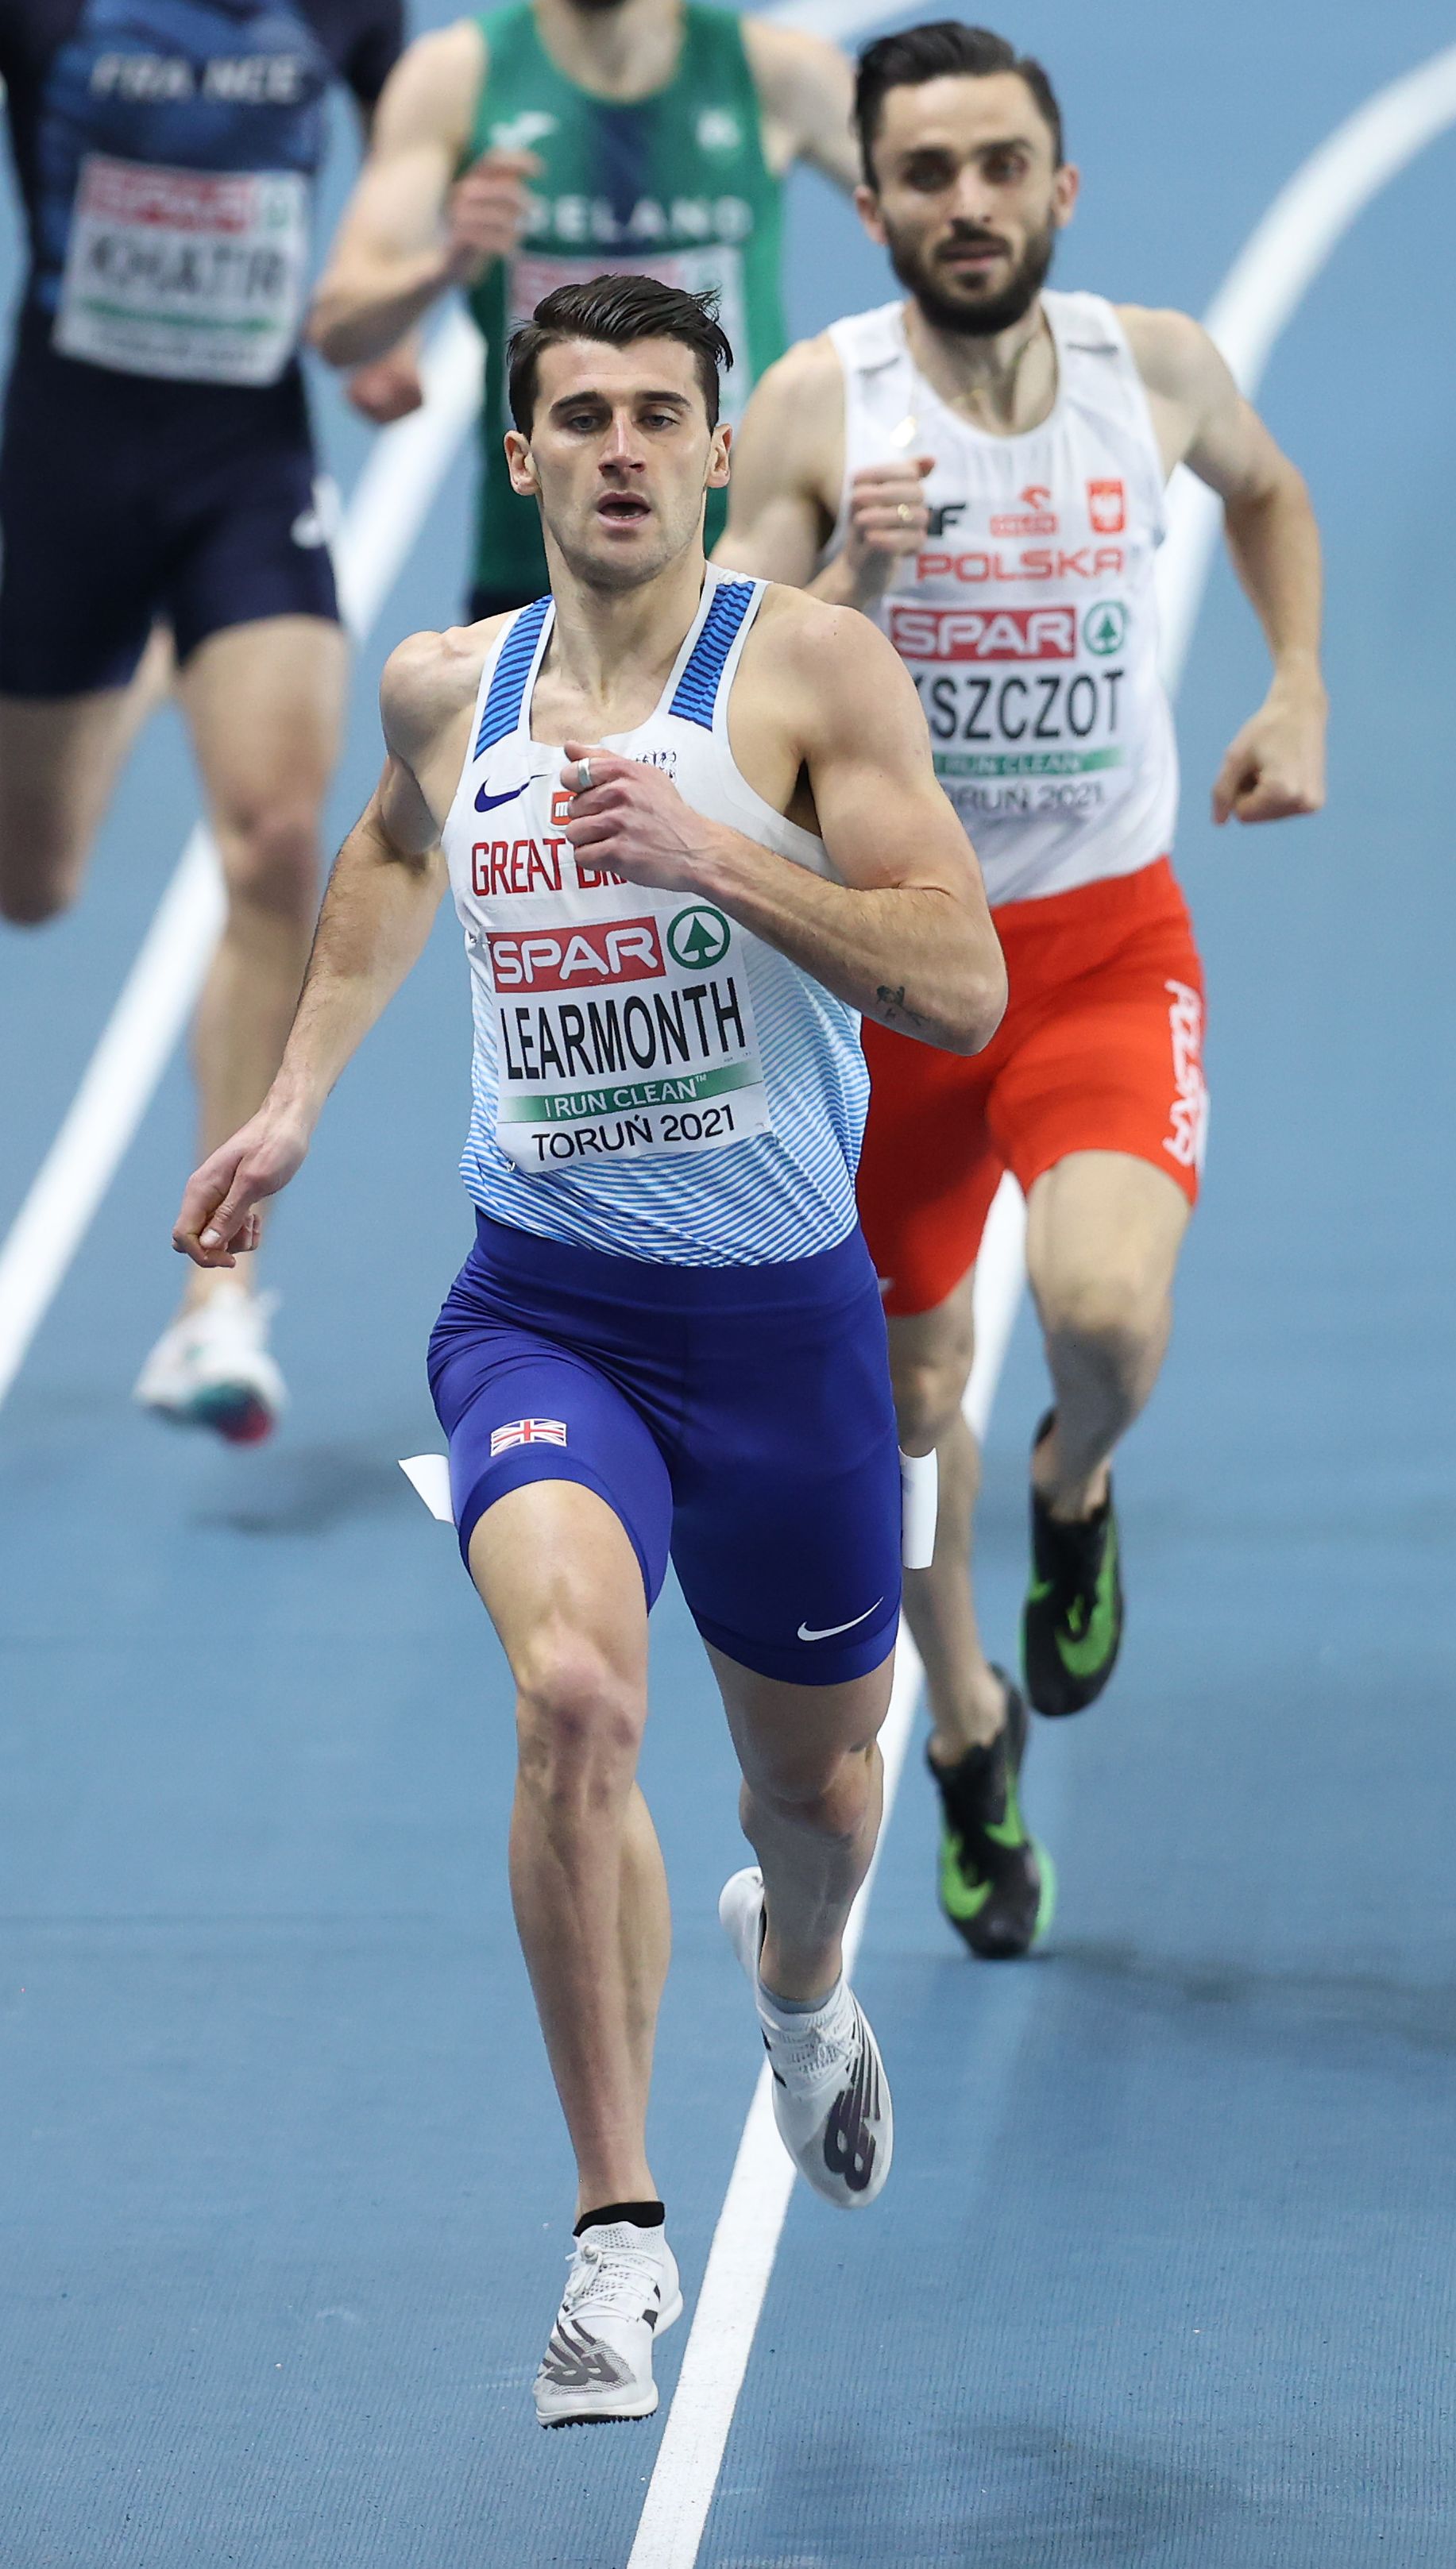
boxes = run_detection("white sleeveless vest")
[438,570,868,1266]
[826,289,1178,906]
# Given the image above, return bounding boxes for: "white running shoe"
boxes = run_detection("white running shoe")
[533,2219,683,2428]
[133,1284,286,1447]
[720,1867,893,2211]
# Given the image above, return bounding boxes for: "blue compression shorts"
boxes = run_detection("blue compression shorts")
[427,1212,902,1687]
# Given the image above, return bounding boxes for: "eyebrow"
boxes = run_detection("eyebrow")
[548,386,693,414]
[898,130,1040,158]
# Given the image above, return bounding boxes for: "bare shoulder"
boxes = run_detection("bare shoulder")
[736,332,844,456]
[760,329,844,404]
[381,621,493,756]
[1117,303,1226,400]
[740,17,856,182]
[377,18,486,148]
[746,584,920,728]
[740,17,847,91]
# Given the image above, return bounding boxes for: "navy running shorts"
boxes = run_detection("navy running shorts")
[427,1211,903,1688]
[0,331,340,696]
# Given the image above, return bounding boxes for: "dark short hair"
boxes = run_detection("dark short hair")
[855,22,1064,187]
[507,275,734,433]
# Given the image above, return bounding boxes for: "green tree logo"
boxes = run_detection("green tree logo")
[1083,601,1129,655]
[667,905,732,968]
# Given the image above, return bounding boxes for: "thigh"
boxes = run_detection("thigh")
[1025,1148,1191,1329]
[430,1306,675,1612]
[709,1644,896,1802]
[469,1476,651,1707]
[179,616,348,830]
[669,1251,903,1687]
[857,1018,1005,1319]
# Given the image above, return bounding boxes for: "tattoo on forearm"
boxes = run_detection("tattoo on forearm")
[875,983,929,1031]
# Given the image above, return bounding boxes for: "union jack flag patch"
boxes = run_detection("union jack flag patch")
[489,1417,568,1458]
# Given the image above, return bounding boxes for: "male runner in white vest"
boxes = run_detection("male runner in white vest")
[172,276,1006,2425]
[717,22,1327,1961]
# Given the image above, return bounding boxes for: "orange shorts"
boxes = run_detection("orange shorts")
[858,856,1207,1318]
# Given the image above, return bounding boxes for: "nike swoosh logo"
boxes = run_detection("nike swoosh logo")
[1054,1522,1121,1679]
[797,1598,883,1644]
[475,779,530,813]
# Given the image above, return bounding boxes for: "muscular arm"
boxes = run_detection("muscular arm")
[563,600,1006,1055]
[741,20,857,186]
[309,24,535,368]
[172,639,464,1265]
[1124,305,1327,822]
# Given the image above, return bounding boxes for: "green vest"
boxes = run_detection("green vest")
[465,2,786,603]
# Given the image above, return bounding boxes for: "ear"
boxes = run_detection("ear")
[706,420,732,492]
[504,428,539,498]
[854,182,886,247]
[1052,161,1080,230]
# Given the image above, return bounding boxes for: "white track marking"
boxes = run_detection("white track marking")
[0,311,485,1416]
[627,44,1456,2569]
[1157,41,1456,688]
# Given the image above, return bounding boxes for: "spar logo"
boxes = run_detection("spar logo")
[666,903,731,968]
[990,482,1057,538]
[489,916,665,991]
[890,604,1076,663]
[1083,600,1129,655]
[1087,478,1126,534]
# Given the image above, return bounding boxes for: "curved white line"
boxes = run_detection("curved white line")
[1158,41,1456,686]
[624,42,1456,2569]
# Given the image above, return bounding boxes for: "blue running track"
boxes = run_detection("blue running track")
[2,4,1454,2560]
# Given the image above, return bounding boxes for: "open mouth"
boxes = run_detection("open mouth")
[597,493,651,524]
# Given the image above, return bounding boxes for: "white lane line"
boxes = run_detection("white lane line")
[1157,41,1456,689]
[627,1188,1023,2569]
[0,310,485,1417]
[626,42,1456,2569]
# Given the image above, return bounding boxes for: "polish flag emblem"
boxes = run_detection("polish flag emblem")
[1087,478,1126,534]
[490,1417,569,1457]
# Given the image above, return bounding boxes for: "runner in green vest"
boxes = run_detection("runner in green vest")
[310,0,858,609]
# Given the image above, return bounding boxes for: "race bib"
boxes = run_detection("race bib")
[891,597,1135,828]
[482,891,772,1172]
[53,156,307,385]
[508,245,749,422]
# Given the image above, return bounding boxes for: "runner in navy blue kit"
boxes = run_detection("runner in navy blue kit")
[0,0,402,1440]
[172,276,1007,2424]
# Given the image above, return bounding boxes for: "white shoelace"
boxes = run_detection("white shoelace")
[561,2237,659,2320]
[759,1987,859,2091]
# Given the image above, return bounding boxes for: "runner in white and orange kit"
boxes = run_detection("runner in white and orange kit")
[718,21,1327,1959]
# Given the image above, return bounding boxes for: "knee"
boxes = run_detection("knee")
[0,829,83,925]
[221,801,319,923]
[749,1740,875,1847]
[890,1345,971,1454]
[516,1632,645,1810]
[1037,1257,1168,1367]
[0,875,73,928]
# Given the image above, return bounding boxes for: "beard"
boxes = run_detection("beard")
[885,214,1056,338]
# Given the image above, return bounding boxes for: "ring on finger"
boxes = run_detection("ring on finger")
[576,758,593,794]
[897,502,913,525]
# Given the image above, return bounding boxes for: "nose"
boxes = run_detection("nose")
[599,410,644,472]
[948,166,1000,230]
